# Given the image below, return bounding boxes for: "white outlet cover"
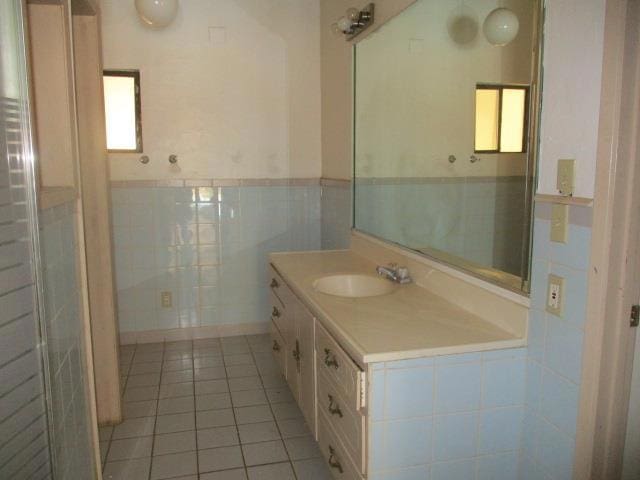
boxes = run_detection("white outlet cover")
[546,274,565,316]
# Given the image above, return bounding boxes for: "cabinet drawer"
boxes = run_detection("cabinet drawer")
[269,320,286,378]
[269,291,291,344]
[318,411,363,480]
[269,265,294,306]
[315,322,365,412]
[317,370,365,473]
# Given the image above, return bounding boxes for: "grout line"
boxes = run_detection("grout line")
[222,337,249,476]
[246,335,299,480]
[146,342,165,480]
[188,338,201,476]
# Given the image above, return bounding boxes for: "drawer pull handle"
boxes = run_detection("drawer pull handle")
[272,306,281,318]
[293,340,301,372]
[323,348,339,369]
[327,394,343,418]
[272,340,280,352]
[328,445,343,473]
[270,278,279,288]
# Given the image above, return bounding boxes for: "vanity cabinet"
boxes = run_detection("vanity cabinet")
[269,265,367,480]
[269,267,316,435]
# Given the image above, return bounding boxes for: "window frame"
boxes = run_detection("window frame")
[474,83,530,154]
[103,69,143,153]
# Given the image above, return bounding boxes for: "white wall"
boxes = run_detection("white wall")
[354,0,533,179]
[101,0,321,180]
[537,0,606,198]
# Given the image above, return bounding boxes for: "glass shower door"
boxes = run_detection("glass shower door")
[0,1,53,478]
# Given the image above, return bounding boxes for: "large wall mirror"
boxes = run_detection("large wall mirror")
[353,0,542,293]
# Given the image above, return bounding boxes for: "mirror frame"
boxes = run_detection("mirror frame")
[350,0,545,295]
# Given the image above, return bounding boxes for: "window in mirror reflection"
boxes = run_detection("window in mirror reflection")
[475,85,528,154]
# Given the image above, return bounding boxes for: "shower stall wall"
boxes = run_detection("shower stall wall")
[1,1,98,478]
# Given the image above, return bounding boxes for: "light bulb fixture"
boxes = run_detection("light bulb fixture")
[332,3,375,40]
[135,0,179,29]
[483,7,519,46]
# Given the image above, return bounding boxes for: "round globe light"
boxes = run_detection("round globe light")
[483,7,519,46]
[135,0,179,28]
[337,16,353,32]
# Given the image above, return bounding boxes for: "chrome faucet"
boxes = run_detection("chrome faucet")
[376,263,412,284]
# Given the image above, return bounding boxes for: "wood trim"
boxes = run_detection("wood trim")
[534,193,594,206]
[320,177,351,186]
[73,12,122,427]
[574,0,640,478]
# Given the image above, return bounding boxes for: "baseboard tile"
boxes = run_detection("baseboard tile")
[119,322,269,345]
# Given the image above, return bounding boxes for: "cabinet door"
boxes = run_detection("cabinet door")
[297,304,316,437]
[285,323,300,402]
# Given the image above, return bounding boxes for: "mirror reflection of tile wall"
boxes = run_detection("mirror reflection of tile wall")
[354,0,539,291]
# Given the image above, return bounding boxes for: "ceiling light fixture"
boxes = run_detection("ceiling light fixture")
[331,3,375,41]
[483,7,519,46]
[135,0,179,29]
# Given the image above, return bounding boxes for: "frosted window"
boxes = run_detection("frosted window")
[103,71,141,152]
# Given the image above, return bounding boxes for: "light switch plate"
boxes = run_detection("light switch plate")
[550,204,568,243]
[557,159,575,196]
[546,274,565,316]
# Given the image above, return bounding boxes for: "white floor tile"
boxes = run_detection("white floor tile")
[242,440,288,466]
[198,446,244,473]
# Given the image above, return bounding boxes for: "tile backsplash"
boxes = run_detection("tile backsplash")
[519,203,592,480]
[321,182,352,250]
[112,185,323,334]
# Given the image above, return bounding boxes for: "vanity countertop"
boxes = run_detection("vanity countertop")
[270,249,526,366]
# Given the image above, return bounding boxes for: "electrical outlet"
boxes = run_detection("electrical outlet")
[546,274,565,316]
[161,291,172,308]
[550,204,568,243]
[557,159,575,196]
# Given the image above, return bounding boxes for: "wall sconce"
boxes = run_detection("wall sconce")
[331,3,375,40]
[483,7,519,46]
[135,0,179,29]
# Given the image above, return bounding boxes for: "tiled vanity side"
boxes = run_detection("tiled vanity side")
[367,347,527,480]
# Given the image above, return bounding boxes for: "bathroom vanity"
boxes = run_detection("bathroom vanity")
[268,233,529,479]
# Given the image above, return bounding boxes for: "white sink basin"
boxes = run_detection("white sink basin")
[312,274,396,298]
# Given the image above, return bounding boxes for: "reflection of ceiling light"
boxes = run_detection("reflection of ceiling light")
[483,7,519,46]
[331,4,375,41]
[135,0,179,28]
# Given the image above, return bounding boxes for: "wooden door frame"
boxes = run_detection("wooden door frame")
[574,0,640,478]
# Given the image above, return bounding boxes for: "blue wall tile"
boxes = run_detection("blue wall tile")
[537,419,575,480]
[521,203,592,479]
[478,406,524,454]
[431,459,475,480]
[477,451,519,480]
[112,184,322,332]
[384,418,433,469]
[544,317,584,384]
[432,413,478,461]
[482,358,526,408]
[385,368,434,419]
[434,363,482,414]
[540,370,579,437]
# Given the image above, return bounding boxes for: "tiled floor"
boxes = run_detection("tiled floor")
[99,335,332,480]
